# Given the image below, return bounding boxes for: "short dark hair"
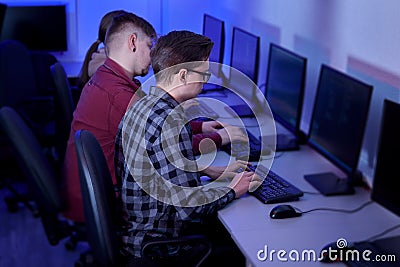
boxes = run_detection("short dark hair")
[77,10,127,89]
[105,12,156,49]
[98,10,127,43]
[150,30,213,81]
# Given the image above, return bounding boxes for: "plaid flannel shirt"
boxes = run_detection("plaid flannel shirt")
[115,86,235,257]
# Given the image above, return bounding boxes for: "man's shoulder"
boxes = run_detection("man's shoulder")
[91,66,122,87]
[89,69,136,97]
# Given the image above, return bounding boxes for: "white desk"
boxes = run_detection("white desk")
[217,145,400,266]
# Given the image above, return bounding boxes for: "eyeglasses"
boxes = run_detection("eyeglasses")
[188,69,211,83]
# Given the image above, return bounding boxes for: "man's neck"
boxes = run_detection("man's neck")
[108,55,134,78]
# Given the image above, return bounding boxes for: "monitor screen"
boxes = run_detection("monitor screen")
[0,4,67,52]
[308,65,373,175]
[0,3,5,31]
[265,43,307,137]
[230,27,260,84]
[203,14,224,64]
[371,99,400,217]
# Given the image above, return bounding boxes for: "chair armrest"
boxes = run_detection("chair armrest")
[141,235,211,266]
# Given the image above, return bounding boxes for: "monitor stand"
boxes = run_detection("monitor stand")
[304,172,355,196]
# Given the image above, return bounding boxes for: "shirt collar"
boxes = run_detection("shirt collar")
[149,86,184,112]
[103,57,141,88]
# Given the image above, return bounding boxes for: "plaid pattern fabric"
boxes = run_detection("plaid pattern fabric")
[115,86,235,257]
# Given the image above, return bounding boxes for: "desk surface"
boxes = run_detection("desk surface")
[216,145,400,266]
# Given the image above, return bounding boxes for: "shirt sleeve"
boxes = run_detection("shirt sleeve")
[192,132,222,155]
[147,109,235,221]
[189,120,203,134]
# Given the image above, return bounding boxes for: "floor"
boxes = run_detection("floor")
[0,181,87,267]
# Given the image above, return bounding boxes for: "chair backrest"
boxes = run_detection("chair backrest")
[31,51,58,96]
[50,62,74,162]
[0,106,74,245]
[0,40,38,107]
[0,106,63,212]
[75,130,212,266]
[74,129,120,266]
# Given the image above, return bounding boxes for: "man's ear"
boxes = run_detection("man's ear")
[179,69,188,82]
[129,33,137,52]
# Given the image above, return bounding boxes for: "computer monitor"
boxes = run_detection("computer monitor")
[203,14,224,64]
[371,99,400,217]
[230,27,260,84]
[226,27,260,117]
[0,3,6,32]
[264,43,307,142]
[0,4,67,52]
[304,64,373,196]
[201,14,225,93]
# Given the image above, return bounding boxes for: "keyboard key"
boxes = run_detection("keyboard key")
[248,165,304,204]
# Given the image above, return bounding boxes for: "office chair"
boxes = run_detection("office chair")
[0,40,55,144]
[0,40,57,212]
[0,106,85,248]
[75,129,212,267]
[50,62,75,166]
[31,51,59,97]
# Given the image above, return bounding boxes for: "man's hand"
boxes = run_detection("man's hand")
[201,121,222,133]
[217,125,249,145]
[201,160,251,180]
[228,171,261,198]
[201,121,249,146]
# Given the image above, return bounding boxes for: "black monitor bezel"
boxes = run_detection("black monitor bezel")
[203,13,225,64]
[0,4,67,52]
[307,64,373,176]
[371,99,400,217]
[264,43,307,139]
[0,3,6,32]
[229,26,260,84]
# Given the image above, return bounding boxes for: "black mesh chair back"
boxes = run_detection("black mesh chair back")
[0,40,56,149]
[50,62,75,163]
[0,40,38,107]
[0,106,68,245]
[74,129,121,266]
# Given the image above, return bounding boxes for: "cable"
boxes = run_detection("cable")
[301,200,374,215]
[365,224,400,242]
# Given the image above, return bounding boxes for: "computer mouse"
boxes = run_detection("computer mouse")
[319,241,352,263]
[269,204,302,219]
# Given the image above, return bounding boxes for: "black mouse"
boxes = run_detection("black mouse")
[319,241,353,263]
[269,204,302,219]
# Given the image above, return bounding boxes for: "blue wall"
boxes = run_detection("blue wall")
[3,0,400,185]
